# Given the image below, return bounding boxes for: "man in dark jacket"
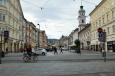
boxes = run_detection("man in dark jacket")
[54,47,58,54]
[26,45,32,58]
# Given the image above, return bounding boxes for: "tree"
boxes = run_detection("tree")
[74,39,80,47]
[74,39,81,54]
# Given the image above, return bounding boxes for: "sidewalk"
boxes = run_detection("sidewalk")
[52,72,115,76]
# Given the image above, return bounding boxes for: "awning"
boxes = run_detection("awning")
[69,44,76,46]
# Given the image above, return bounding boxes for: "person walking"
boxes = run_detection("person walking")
[54,47,58,54]
[60,47,63,54]
[6,47,8,54]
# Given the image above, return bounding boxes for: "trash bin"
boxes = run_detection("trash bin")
[102,51,106,57]
[2,51,5,57]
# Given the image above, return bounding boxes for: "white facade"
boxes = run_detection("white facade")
[72,29,78,45]
[78,5,86,31]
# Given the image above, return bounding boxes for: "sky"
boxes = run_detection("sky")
[20,0,102,39]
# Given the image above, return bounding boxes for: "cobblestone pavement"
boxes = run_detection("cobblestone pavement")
[1,50,115,76]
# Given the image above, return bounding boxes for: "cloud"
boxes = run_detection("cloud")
[20,0,102,39]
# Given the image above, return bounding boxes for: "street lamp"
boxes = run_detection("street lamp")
[37,24,40,47]
[0,31,3,64]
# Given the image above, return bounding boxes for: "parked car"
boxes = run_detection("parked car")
[45,48,50,52]
[62,48,68,51]
[33,48,47,55]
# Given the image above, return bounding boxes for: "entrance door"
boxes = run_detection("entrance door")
[112,44,115,52]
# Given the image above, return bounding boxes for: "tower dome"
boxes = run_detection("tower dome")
[78,6,85,13]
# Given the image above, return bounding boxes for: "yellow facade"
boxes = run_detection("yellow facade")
[0,0,23,52]
[90,0,115,52]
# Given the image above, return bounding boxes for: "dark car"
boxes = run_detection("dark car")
[45,48,50,52]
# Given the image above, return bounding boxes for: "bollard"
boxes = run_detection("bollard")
[102,51,106,57]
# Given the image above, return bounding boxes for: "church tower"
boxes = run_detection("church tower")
[78,3,86,31]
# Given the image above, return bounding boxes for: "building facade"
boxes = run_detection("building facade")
[89,0,115,52]
[78,24,91,50]
[0,0,23,52]
[39,30,47,48]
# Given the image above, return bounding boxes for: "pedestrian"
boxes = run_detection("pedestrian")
[54,47,58,54]
[77,47,81,54]
[60,47,63,54]
[6,47,8,54]
[100,47,102,54]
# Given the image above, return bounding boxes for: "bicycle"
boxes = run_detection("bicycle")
[23,52,38,62]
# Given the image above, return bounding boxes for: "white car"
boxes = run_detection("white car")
[62,48,68,50]
[32,48,47,55]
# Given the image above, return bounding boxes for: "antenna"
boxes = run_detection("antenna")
[81,0,82,6]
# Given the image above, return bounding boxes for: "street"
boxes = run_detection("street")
[1,50,115,76]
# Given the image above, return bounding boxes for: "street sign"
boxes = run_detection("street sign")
[4,31,9,38]
[98,32,106,42]
[98,28,103,33]
[98,33,102,38]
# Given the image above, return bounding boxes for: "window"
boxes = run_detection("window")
[102,7,104,12]
[103,17,104,24]
[96,22,98,28]
[106,4,108,9]
[12,30,14,38]
[94,33,95,39]
[8,16,10,25]
[2,28,5,31]
[16,22,18,29]
[113,25,115,33]
[9,6,10,12]
[20,16,22,21]
[96,32,98,38]
[112,11,114,19]
[99,20,101,26]
[107,14,109,21]
[0,0,6,7]
[112,0,114,5]
[16,32,18,39]
[82,20,84,23]
[0,13,5,21]
[107,27,110,34]
[13,19,14,27]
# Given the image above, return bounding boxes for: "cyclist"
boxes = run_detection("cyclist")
[26,45,32,59]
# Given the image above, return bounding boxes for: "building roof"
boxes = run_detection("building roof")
[78,6,85,13]
[89,0,105,16]
[78,23,91,34]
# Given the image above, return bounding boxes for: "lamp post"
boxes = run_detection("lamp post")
[37,24,40,47]
[0,31,3,64]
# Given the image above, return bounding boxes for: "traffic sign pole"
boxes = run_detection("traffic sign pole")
[97,28,106,62]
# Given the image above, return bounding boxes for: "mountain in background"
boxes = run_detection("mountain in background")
[48,39,58,45]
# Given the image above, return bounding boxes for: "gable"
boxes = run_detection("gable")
[10,0,24,17]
